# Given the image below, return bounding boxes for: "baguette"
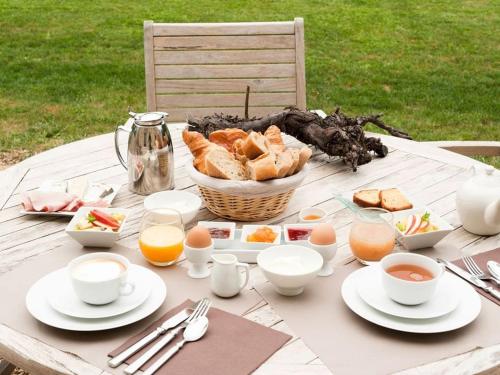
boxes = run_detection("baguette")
[379,188,413,211]
[264,125,285,152]
[286,149,301,176]
[182,130,223,174]
[246,152,279,181]
[241,131,269,160]
[276,149,294,178]
[296,146,312,173]
[208,129,248,152]
[353,189,381,208]
[205,148,247,180]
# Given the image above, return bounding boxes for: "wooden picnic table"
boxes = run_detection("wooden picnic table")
[0,122,499,375]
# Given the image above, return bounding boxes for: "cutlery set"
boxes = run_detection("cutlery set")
[109,298,211,375]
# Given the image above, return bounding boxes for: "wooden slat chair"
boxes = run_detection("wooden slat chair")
[143,18,306,121]
[423,141,500,157]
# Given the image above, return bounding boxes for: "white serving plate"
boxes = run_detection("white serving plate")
[212,229,282,263]
[356,265,459,319]
[20,183,122,217]
[342,266,481,333]
[26,265,166,331]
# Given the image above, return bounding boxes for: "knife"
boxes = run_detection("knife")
[107,308,192,368]
[437,258,500,300]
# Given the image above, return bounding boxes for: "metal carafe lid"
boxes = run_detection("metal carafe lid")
[130,111,168,126]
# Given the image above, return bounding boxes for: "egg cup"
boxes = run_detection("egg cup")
[307,240,337,277]
[183,239,214,279]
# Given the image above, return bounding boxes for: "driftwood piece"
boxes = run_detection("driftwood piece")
[187,107,411,171]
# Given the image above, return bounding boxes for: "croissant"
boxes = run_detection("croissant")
[182,130,223,174]
[208,129,248,152]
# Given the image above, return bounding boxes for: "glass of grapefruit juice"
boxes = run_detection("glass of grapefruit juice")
[139,208,184,266]
[349,208,395,265]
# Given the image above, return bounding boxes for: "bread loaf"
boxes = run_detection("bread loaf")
[296,147,312,172]
[241,131,269,159]
[247,152,279,181]
[286,149,301,176]
[182,130,223,174]
[205,148,247,180]
[264,125,285,152]
[276,149,294,178]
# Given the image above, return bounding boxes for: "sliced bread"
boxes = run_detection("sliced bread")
[353,189,381,208]
[241,131,269,160]
[379,188,413,211]
[276,149,294,178]
[246,152,279,181]
[205,148,247,180]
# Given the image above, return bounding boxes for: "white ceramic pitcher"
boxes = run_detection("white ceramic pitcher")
[210,254,250,298]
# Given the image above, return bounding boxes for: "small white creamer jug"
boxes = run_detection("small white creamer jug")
[210,254,250,298]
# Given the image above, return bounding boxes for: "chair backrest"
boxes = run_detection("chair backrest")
[144,18,306,121]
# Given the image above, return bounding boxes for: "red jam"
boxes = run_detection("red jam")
[208,228,231,239]
[287,228,312,241]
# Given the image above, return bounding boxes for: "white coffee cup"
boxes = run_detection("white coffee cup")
[68,252,135,305]
[380,253,444,305]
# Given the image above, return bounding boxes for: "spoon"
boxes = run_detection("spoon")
[486,261,500,285]
[143,316,209,375]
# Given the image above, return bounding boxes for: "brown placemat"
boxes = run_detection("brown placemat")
[255,245,500,374]
[109,299,291,375]
[0,241,263,374]
[452,248,500,306]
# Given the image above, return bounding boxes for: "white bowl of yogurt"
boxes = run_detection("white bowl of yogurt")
[257,245,323,296]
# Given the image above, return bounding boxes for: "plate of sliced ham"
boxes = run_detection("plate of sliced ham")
[20,180,121,216]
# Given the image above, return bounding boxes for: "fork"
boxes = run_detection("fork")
[124,298,210,375]
[462,256,500,286]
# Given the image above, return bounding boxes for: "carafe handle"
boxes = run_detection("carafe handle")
[114,122,131,170]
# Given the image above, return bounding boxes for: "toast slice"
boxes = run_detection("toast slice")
[286,149,301,176]
[296,146,312,173]
[246,152,279,181]
[205,149,247,180]
[241,131,269,160]
[276,149,294,178]
[379,188,413,211]
[353,189,381,208]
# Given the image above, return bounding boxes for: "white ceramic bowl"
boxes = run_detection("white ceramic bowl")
[299,207,327,223]
[391,208,453,250]
[65,207,130,248]
[143,191,201,224]
[241,225,281,250]
[197,221,236,249]
[380,253,444,305]
[257,245,323,296]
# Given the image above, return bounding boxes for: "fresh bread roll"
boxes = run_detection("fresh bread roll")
[208,129,248,152]
[276,149,294,178]
[241,131,269,160]
[286,149,301,176]
[353,189,381,207]
[379,188,413,211]
[264,125,285,152]
[296,146,312,172]
[205,148,247,180]
[182,130,223,174]
[246,152,279,181]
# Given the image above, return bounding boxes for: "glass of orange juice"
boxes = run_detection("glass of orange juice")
[349,208,395,265]
[139,208,184,266]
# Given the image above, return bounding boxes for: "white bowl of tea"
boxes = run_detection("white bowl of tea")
[380,253,444,305]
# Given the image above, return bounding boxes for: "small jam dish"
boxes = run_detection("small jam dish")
[299,207,327,223]
[283,223,316,246]
[241,225,281,250]
[391,208,453,250]
[65,207,130,248]
[197,221,236,249]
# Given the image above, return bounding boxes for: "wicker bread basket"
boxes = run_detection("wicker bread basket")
[186,160,309,222]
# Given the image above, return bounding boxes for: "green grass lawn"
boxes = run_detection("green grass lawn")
[0,0,498,167]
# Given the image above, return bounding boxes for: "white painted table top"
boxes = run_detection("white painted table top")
[0,123,498,375]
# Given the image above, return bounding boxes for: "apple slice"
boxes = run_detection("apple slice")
[419,220,430,232]
[405,214,422,235]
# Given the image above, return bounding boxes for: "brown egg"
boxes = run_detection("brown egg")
[185,226,212,248]
[310,223,336,245]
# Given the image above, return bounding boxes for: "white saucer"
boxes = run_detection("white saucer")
[356,265,459,319]
[342,266,481,333]
[26,265,166,331]
[47,266,152,319]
